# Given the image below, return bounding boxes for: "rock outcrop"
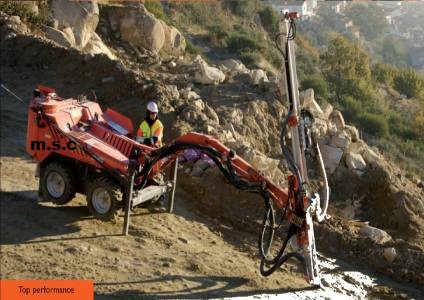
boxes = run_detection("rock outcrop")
[50,0,99,49]
[40,0,116,59]
[112,4,165,53]
[103,3,185,56]
[160,20,186,56]
[193,55,225,85]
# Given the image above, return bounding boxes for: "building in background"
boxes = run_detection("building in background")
[267,0,316,18]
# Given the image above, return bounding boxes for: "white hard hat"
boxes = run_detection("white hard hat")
[147,101,159,113]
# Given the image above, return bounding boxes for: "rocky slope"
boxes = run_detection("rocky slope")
[1,1,423,298]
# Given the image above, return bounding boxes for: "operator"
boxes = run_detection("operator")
[136,101,164,147]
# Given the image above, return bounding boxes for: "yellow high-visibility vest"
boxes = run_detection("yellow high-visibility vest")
[139,119,163,146]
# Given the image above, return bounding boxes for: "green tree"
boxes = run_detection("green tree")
[320,35,371,101]
[301,74,329,100]
[227,33,261,54]
[372,63,397,86]
[358,113,389,137]
[341,96,362,122]
[259,6,279,34]
[394,68,424,99]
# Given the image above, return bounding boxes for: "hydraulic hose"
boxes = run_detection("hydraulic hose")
[136,142,263,194]
[139,141,304,275]
[314,142,329,222]
[259,222,306,277]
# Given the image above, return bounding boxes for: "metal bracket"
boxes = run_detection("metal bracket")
[122,158,179,236]
[123,160,136,236]
[167,157,178,213]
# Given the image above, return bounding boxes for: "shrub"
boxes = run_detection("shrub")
[207,25,229,48]
[144,0,167,21]
[259,6,279,34]
[239,51,261,68]
[386,112,418,139]
[412,112,424,140]
[393,68,424,99]
[357,113,389,137]
[264,47,282,69]
[185,40,201,55]
[301,74,329,100]
[225,0,260,18]
[341,96,362,121]
[227,33,261,54]
[372,63,397,86]
[0,1,48,26]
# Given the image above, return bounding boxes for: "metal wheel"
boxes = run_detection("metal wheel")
[87,177,123,221]
[91,187,112,215]
[46,171,66,198]
[40,162,76,205]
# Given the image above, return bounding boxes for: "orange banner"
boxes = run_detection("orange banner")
[0,280,93,300]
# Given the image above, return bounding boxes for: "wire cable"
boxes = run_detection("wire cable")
[1,84,26,103]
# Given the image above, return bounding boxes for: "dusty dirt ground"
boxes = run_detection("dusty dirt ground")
[0,61,310,297]
[1,31,424,299]
[0,72,309,298]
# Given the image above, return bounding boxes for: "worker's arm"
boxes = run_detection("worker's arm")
[152,124,163,147]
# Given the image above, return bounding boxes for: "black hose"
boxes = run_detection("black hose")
[138,140,305,277]
[258,184,307,277]
[259,220,305,277]
[136,142,263,194]
[259,196,275,262]
[274,19,296,59]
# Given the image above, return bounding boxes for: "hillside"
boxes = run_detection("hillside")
[135,0,424,179]
[1,1,424,299]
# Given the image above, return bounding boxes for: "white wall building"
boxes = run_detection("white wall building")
[268,0,309,17]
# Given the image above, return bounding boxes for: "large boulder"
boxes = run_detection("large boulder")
[346,152,367,173]
[241,147,285,184]
[345,125,360,142]
[330,131,350,148]
[83,32,116,60]
[320,144,344,174]
[359,225,392,245]
[108,4,165,53]
[193,55,225,85]
[43,25,76,48]
[361,146,381,164]
[321,102,333,120]
[329,110,346,133]
[313,118,328,137]
[50,0,99,49]
[160,21,186,56]
[221,59,249,74]
[250,69,268,86]
[301,88,323,118]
